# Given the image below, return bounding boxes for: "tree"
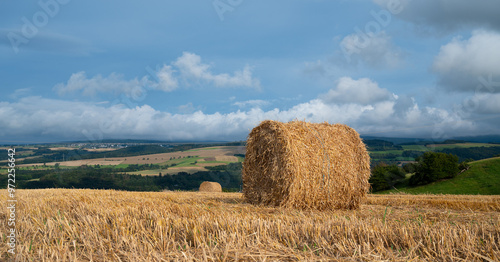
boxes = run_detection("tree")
[403,162,417,173]
[409,152,459,186]
[369,163,406,192]
[369,166,390,192]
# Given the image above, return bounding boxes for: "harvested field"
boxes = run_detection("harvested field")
[48,147,79,151]
[365,193,500,212]
[214,155,238,162]
[119,146,244,165]
[196,162,228,167]
[1,189,498,261]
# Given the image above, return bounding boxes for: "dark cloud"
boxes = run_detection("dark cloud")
[374,0,500,33]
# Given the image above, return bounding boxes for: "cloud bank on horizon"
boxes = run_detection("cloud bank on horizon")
[1,0,499,143]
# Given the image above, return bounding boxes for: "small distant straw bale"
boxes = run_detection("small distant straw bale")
[199,181,222,192]
[242,120,370,210]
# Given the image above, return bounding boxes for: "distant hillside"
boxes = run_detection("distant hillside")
[438,146,500,162]
[361,135,500,145]
[452,135,500,144]
[361,136,430,145]
[363,139,403,151]
[380,157,500,195]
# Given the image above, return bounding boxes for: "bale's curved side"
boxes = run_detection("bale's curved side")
[199,181,222,192]
[242,120,370,210]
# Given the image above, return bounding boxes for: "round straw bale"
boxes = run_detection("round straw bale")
[242,120,370,210]
[199,181,222,192]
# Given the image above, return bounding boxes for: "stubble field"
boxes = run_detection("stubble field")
[1,189,499,261]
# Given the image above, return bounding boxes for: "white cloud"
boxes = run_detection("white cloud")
[339,32,403,68]
[177,102,197,114]
[9,88,32,99]
[2,87,495,142]
[173,52,261,89]
[54,71,148,99]
[433,30,500,92]
[153,65,178,92]
[321,77,394,105]
[232,99,270,109]
[55,52,260,98]
[433,30,500,76]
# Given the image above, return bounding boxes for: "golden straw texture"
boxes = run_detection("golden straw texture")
[199,181,222,192]
[243,120,370,210]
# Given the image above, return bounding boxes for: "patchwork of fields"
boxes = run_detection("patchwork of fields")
[8,142,500,178]
[17,146,245,175]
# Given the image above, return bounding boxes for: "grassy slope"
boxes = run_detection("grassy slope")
[381,157,500,195]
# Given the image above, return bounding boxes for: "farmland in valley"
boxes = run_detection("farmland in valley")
[17,146,245,175]
[1,189,498,261]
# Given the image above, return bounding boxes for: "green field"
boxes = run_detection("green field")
[160,155,242,167]
[123,155,241,176]
[380,157,500,195]
[426,143,500,150]
[160,156,203,167]
[185,147,221,152]
[369,150,404,155]
[401,145,428,151]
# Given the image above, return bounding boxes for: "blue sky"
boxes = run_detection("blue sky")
[1,0,500,143]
